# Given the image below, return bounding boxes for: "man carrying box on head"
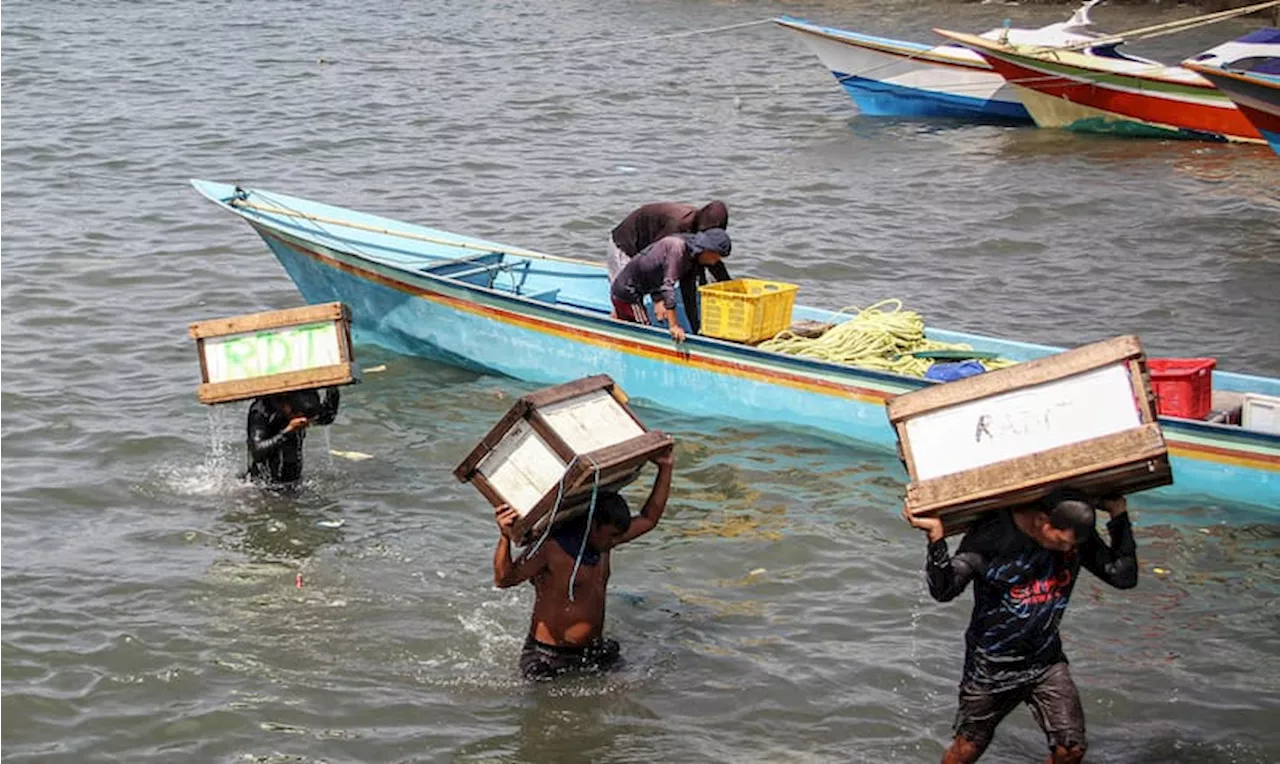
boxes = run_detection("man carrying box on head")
[903,489,1138,764]
[492,445,675,681]
[610,229,731,343]
[245,386,341,485]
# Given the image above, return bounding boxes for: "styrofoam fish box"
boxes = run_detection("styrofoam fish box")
[1242,393,1280,435]
[454,375,674,544]
[189,301,359,405]
[887,335,1172,536]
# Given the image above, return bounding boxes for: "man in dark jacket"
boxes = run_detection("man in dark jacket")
[607,200,730,284]
[610,228,731,342]
[903,490,1138,764]
[245,387,341,484]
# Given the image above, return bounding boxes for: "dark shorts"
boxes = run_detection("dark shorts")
[519,635,621,681]
[955,662,1086,752]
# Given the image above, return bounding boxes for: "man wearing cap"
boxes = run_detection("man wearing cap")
[607,201,731,284]
[610,228,732,343]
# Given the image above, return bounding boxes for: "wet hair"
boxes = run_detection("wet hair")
[286,389,322,418]
[1041,488,1096,539]
[592,491,633,534]
[693,200,728,231]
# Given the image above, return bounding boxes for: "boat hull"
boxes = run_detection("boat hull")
[1186,65,1280,156]
[776,19,1032,123]
[942,31,1264,142]
[191,181,1280,513]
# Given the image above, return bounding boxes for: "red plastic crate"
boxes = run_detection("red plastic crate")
[1148,358,1216,420]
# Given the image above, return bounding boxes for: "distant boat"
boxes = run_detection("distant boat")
[937,28,1280,142]
[774,1,1105,123]
[191,179,1280,513]
[1184,29,1280,155]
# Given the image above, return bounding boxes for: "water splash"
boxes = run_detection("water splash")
[152,407,249,497]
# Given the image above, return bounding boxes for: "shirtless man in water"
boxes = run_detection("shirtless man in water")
[492,446,674,681]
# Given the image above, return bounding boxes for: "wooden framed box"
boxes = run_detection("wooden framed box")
[454,375,674,545]
[887,335,1172,536]
[190,301,359,405]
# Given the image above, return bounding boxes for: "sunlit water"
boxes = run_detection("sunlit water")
[3,0,1278,761]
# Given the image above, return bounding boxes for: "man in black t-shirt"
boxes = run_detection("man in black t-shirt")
[904,490,1137,764]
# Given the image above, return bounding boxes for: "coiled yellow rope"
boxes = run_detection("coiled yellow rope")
[758,299,1016,377]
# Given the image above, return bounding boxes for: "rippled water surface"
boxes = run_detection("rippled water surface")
[3,0,1279,762]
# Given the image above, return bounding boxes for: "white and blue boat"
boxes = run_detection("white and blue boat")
[192,180,1280,515]
[775,2,1105,123]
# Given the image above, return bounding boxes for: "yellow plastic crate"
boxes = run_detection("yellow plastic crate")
[699,279,799,343]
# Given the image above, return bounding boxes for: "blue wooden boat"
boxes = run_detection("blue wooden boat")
[191,180,1280,513]
[774,2,1105,123]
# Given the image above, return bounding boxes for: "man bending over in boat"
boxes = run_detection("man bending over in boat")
[610,229,732,342]
[607,200,731,284]
[903,490,1137,764]
[245,387,340,485]
[493,445,674,681]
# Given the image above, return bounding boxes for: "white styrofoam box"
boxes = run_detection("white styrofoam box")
[538,389,644,453]
[1242,393,1280,435]
[905,363,1142,481]
[478,419,567,517]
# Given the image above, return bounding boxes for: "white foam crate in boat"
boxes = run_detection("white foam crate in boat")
[1242,393,1280,435]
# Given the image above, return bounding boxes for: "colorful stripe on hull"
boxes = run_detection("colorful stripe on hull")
[1185,64,1280,156]
[939,31,1263,143]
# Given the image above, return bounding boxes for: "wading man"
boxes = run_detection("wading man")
[904,490,1137,763]
[245,387,341,485]
[493,446,674,681]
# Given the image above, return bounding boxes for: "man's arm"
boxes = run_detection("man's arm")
[613,446,675,547]
[658,244,683,313]
[1079,496,1138,589]
[927,539,986,602]
[679,272,702,335]
[493,506,549,588]
[313,386,341,426]
[903,505,985,602]
[246,404,299,462]
[706,261,731,283]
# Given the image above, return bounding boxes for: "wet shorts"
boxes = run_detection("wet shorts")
[520,635,621,681]
[954,662,1086,752]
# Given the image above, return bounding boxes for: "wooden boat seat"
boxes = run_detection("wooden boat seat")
[422,252,534,292]
[521,288,560,303]
[420,252,504,276]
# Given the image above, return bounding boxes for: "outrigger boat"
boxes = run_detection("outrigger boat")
[191,180,1280,513]
[937,25,1280,142]
[1184,29,1280,156]
[774,1,1104,123]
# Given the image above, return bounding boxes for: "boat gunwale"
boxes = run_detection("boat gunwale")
[1183,60,1280,92]
[938,29,1222,93]
[774,17,990,72]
